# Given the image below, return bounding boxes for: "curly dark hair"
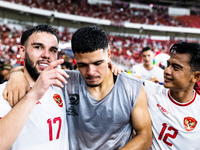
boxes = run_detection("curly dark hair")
[71,25,108,54]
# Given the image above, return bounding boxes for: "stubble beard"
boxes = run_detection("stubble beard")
[25,52,40,81]
[85,75,101,87]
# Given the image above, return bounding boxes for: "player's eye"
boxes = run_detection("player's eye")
[35,46,42,49]
[94,62,102,66]
[77,64,87,68]
[50,48,58,53]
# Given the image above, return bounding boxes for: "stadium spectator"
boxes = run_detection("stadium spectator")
[61,61,73,70]
[131,46,164,84]
[4,0,190,28]
[0,64,12,84]
[0,24,69,150]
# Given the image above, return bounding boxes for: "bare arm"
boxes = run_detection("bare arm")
[3,69,29,107]
[0,87,39,149]
[120,86,152,150]
[0,59,69,149]
[6,66,24,80]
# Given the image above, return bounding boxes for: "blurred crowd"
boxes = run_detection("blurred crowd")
[4,0,196,28]
[0,23,176,71]
[1,0,200,80]
[109,35,174,68]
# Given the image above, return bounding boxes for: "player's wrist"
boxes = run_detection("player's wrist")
[24,89,40,104]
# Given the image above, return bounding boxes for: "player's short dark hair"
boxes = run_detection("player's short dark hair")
[170,41,200,72]
[142,46,153,53]
[21,24,59,46]
[71,25,108,54]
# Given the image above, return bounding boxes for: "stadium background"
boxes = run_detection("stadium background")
[1,0,200,71]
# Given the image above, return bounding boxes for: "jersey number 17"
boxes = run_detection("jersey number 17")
[47,117,62,141]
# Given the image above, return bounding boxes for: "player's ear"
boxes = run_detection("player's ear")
[192,71,200,82]
[19,45,25,59]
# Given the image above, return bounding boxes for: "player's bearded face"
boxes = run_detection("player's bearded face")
[25,51,40,81]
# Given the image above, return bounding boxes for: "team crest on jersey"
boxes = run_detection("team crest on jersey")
[183,117,197,131]
[53,94,63,108]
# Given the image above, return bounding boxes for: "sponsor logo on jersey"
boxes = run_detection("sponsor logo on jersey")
[69,94,79,106]
[53,94,63,108]
[183,117,197,131]
[157,103,169,114]
[67,94,79,116]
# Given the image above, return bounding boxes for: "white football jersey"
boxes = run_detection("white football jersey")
[144,81,200,150]
[0,82,69,150]
[131,63,164,83]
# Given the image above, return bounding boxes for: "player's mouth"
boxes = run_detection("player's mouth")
[164,76,173,82]
[38,62,49,70]
[86,76,99,82]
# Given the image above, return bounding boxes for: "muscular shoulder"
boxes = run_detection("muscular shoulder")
[119,72,143,84]
[116,72,144,97]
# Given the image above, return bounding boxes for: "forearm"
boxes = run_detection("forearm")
[120,132,152,150]
[6,66,24,80]
[0,90,36,149]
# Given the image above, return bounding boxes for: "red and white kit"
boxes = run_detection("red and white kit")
[144,81,200,150]
[0,82,69,150]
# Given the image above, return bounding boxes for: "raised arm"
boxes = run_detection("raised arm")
[0,59,69,149]
[120,86,152,150]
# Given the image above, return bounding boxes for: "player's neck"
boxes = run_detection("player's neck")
[169,88,195,103]
[88,69,114,101]
[24,69,35,87]
[143,64,153,70]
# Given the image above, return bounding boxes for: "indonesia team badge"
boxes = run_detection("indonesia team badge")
[53,94,63,108]
[183,117,197,131]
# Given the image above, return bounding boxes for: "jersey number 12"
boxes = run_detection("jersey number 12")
[158,123,178,147]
